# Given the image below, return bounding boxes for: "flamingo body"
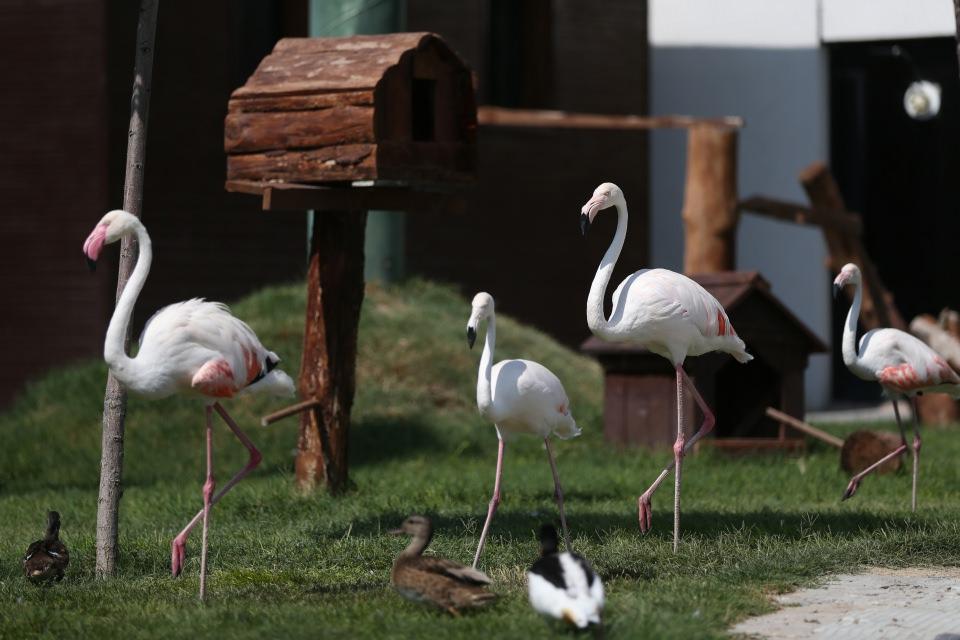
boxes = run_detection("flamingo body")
[486,358,579,440]
[604,268,750,365]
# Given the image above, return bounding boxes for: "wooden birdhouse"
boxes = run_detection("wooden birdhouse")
[225,32,476,185]
[582,272,827,451]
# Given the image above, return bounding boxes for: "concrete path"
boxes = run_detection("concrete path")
[732,567,960,639]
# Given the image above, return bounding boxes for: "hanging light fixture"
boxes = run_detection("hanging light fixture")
[903,80,941,120]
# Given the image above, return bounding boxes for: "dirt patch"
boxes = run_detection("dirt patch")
[732,567,960,639]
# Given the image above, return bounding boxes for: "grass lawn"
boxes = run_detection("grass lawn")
[1,279,959,639]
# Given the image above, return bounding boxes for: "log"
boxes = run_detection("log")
[224,106,375,153]
[738,196,863,236]
[295,211,367,493]
[682,124,738,273]
[96,0,159,579]
[799,162,905,331]
[764,407,844,448]
[227,144,377,183]
[228,90,374,114]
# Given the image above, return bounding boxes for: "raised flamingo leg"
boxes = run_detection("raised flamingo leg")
[472,438,505,569]
[199,405,215,601]
[842,398,908,501]
[171,402,262,578]
[910,397,921,512]
[544,438,572,554]
[638,365,716,550]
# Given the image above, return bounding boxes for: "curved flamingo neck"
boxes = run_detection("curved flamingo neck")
[841,278,864,372]
[587,201,627,338]
[104,219,152,382]
[476,311,496,417]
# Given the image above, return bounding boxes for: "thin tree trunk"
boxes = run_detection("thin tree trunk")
[96,0,159,578]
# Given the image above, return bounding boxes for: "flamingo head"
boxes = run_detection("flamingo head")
[82,210,138,271]
[832,263,862,299]
[466,291,495,349]
[580,182,624,236]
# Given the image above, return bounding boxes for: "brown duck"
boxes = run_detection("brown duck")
[390,515,497,615]
[23,511,69,583]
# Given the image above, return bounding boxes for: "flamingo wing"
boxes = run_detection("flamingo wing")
[861,328,960,393]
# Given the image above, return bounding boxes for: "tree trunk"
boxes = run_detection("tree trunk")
[295,211,367,493]
[96,0,159,578]
[682,124,738,274]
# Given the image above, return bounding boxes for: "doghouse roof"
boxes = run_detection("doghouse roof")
[581,271,827,356]
[231,32,466,99]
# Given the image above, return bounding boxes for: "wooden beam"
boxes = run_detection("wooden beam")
[765,407,844,449]
[477,106,743,131]
[739,196,863,236]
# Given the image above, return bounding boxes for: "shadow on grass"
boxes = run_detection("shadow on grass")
[350,416,480,467]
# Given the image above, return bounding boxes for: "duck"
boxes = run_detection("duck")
[527,524,604,629]
[23,511,69,583]
[390,514,497,615]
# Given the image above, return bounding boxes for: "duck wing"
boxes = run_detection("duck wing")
[417,557,492,585]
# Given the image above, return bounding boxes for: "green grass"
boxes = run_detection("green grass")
[1,279,959,639]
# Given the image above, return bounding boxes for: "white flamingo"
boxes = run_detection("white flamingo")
[82,210,294,599]
[467,292,580,568]
[833,262,960,510]
[580,183,752,551]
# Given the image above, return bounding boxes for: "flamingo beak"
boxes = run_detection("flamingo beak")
[82,223,109,272]
[467,326,477,349]
[832,283,842,299]
[580,213,590,236]
[580,198,605,237]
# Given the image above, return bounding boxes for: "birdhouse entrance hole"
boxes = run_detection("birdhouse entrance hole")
[412,78,436,141]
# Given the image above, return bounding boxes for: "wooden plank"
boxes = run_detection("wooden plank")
[224,106,374,153]
[478,106,743,131]
[227,144,377,183]
[228,91,374,113]
[739,195,863,236]
[765,407,844,448]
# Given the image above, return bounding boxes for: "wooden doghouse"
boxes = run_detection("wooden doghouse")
[224,33,476,494]
[225,32,476,185]
[582,272,827,451]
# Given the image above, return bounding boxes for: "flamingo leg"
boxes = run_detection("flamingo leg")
[472,438,505,569]
[171,402,262,578]
[199,405,215,601]
[544,438,572,553]
[841,399,908,501]
[638,365,715,549]
[910,397,921,512]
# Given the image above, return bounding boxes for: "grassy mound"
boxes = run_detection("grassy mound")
[0,279,958,639]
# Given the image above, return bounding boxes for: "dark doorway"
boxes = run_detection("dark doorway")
[830,37,960,401]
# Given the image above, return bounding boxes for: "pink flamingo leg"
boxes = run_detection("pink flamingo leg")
[638,365,716,550]
[171,402,262,578]
[199,406,215,601]
[910,397,921,512]
[842,398,908,501]
[544,438,572,554]
[472,438,505,569]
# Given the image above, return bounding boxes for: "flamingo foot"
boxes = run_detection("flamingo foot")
[638,494,653,533]
[171,535,187,577]
[841,479,860,501]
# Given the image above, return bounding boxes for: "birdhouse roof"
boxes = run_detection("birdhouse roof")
[581,270,827,356]
[231,32,463,99]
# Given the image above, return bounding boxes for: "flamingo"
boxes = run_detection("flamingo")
[82,210,294,599]
[579,182,752,551]
[466,292,581,568]
[833,262,960,510]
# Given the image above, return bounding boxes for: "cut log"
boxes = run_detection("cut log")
[228,90,374,114]
[682,124,739,273]
[224,106,375,153]
[228,144,378,182]
[840,430,903,474]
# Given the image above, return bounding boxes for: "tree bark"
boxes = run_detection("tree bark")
[682,124,738,274]
[295,211,367,493]
[96,0,159,578]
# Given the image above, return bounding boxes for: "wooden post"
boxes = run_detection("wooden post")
[96,0,158,579]
[295,211,367,493]
[799,162,905,331]
[682,124,739,274]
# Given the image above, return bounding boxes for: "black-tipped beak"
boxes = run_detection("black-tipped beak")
[467,326,477,349]
[832,283,841,299]
[580,213,590,237]
[86,257,97,272]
